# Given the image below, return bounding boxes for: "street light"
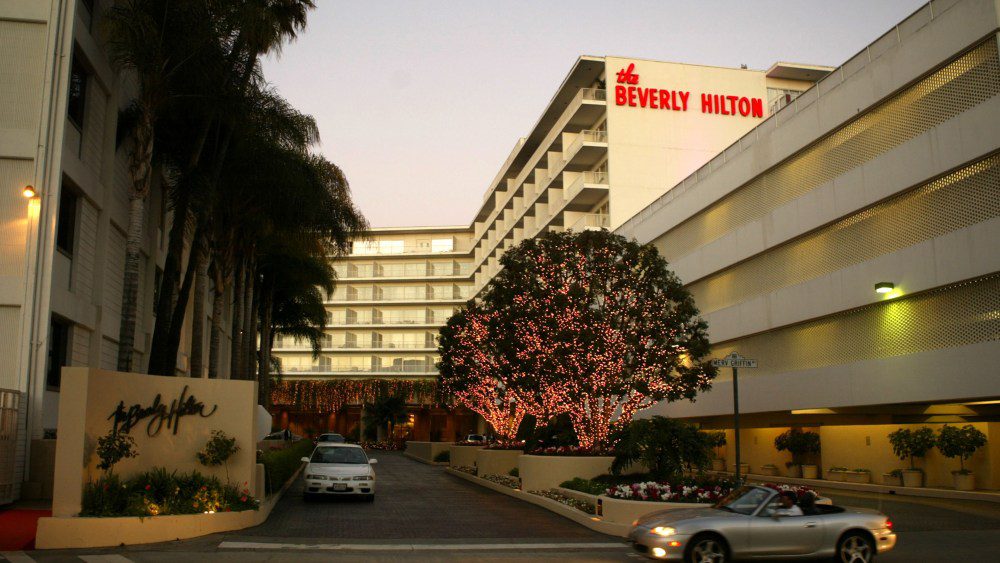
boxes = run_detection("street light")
[22,185,37,198]
[874,282,894,294]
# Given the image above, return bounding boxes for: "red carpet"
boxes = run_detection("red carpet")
[0,509,51,550]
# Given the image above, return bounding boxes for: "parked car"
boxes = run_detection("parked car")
[315,433,346,444]
[263,429,301,441]
[302,443,377,501]
[465,434,486,443]
[629,485,895,562]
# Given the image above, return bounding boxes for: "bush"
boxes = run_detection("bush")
[96,430,138,474]
[937,424,987,474]
[81,468,257,517]
[888,427,936,470]
[508,467,519,478]
[559,477,607,496]
[260,439,314,495]
[610,417,714,479]
[433,450,450,463]
[197,430,240,483]
[774,429,820,465]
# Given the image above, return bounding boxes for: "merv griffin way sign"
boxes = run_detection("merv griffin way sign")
[711,352,758,369]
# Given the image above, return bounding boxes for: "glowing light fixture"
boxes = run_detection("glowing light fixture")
[652,547,667,558]
[874,282,894,294]
[22,185,37,198]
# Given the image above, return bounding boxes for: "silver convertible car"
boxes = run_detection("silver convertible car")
[629,485,895,562]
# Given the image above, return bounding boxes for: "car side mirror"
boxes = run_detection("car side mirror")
[300,457,310,463]
[369,459,378,465]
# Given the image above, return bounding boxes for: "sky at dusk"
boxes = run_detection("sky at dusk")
[262,0,927,228]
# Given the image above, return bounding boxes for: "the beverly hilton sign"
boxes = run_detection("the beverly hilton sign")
[613,63,765,118]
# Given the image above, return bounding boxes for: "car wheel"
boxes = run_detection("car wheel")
[836,532,875,563]
[685,533,728,563]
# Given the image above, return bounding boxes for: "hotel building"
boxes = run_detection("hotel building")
[617,0,1000,488]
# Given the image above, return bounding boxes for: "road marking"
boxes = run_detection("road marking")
[0,553,34,563]
[219,541,625,551]
[80,556,134,562]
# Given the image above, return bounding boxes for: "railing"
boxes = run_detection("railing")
[329,316,444,326]
[283,365,439,374]
[565,170,610,201]
[580,87,607,102]
[564,129,608,163]
[567,213,610,231]
[336,263,473,279]
[329,289,470,303]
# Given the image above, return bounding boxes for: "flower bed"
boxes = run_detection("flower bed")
[483,440,526,450]
[528,445,611,456]
[82,468,258,517]
[607,481,730,503]
[361,440,405,451]
[260,439,314,495]
[482,474,520,489]
[530,489,596,514]
[453,465,477,476]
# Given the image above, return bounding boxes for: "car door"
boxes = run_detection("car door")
[747,497,825,556]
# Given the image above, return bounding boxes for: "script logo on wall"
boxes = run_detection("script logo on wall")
[108,385,219,437]
[613,63,764,118]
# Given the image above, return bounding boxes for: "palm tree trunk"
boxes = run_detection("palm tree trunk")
[116,107,155,372]
[190,237,209,377]
[149,190,190,373]
[230,258,245,379]
[208,261,226,379]
[161,228,201,375]
[257,288,274,407]
[243,259,256,377]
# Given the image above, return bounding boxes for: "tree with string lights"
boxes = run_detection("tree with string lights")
[438,230,716,450]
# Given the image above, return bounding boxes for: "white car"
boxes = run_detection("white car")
[301,443,377,501]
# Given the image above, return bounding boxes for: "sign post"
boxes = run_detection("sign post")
[711,352,757,483]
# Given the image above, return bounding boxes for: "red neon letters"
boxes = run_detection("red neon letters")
[613,64,764,118]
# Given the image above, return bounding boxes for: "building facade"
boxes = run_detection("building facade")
[617,0,1000,488]
[0,1,231,503]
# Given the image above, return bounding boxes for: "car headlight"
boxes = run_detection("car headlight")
[306,474,327,480]
[353,475,371,481]
[651,526,676,537]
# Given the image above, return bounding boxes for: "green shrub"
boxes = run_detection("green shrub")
[774,429,821,465]
[559,477,606,495]
[937,424,987,474]
[80,468,257,517]
[433,450,450,463]
[96,430,138,474]
[197,430,240,483]
[508,467,519,478]
[610,417,714,479]
[888,427,935,470]
[261,439,314,495]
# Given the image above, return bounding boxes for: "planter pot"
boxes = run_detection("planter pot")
[449,445,485,469]
[953,472,975,491]
[901,469,924,488]
[475,448,524,478]
[598,495,711,525]
[882,473,902,486]
[760,466,779,476]
[518,454,614,493]
[786,464,802,478]
[828,470,846,482]
[845,471,871,484]
[405,441,452,463]
[711,459,726,472]
[801,465,819,479]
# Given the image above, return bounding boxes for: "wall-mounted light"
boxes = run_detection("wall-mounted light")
[22,185,37,198]
[874,282,894,294]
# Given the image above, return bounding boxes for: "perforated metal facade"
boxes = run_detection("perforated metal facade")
[657,40,1000,262]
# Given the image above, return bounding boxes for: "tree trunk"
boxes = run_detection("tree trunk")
[116,107,155,372]
[230,258,245,379]
[189,237,209,377]
[257,287,274,407]
[242,259,256,377]
[160,229,201,375]
[208,262,226,379]
[149,189,190,373]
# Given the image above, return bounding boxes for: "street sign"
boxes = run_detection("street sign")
[711,352,757,369]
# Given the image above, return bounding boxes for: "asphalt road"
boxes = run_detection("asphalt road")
[8,452,1000,562]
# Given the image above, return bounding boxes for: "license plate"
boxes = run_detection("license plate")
[332,483,347,491]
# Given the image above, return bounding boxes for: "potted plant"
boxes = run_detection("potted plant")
[937,424,987,491]
[882,469,903,486]
[760,463,779,476]
[828,466,848,482]
[774,428,821,479]
[888,427,935,488]
[706,431,727,471]
[846,468,871,484]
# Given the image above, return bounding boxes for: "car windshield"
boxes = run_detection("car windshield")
[310,446,368,464]
[714,486,771,515]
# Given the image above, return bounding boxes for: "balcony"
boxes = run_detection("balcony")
[567,213,610,231]
[283,364,439,375]
[563,130,608,171]
[329,286,471,304]
[335,262,473,280]
[563,170,610,207]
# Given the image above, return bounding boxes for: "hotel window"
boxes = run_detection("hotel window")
[352,241,378,255]
[46,317,71,389]
[56,184,79,257]
[68,52,89,130]
[431,238,454,253]
[379,240,404,254]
